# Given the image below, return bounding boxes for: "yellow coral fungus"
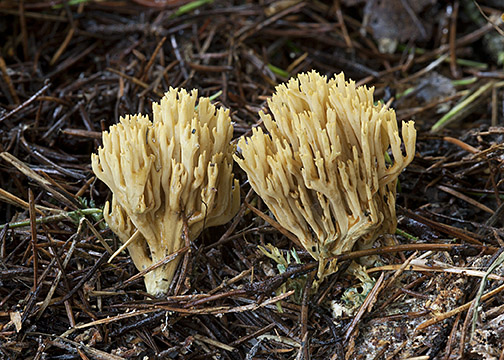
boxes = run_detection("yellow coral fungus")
[235,71,416,281]
[92,88,240,295]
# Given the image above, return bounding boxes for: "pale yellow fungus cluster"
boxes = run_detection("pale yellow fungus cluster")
[92,88,240,295]
[234,71,416,281]
[93,71,416,294]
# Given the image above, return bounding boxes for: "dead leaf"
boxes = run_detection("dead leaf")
[10,311,22,332]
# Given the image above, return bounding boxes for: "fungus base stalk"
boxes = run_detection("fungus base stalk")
[134,215,185,296]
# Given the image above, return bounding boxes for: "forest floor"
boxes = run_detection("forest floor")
[1,1,504,359]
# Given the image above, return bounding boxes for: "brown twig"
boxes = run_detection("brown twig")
[0,82,51,123]
[0,56,20,105]
[28,189,38,291]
